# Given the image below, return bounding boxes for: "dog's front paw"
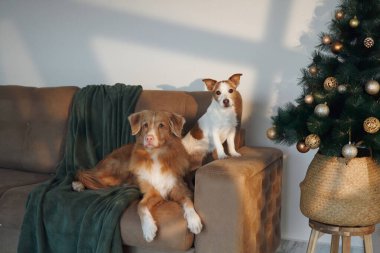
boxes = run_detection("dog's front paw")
[141,216,157,242]
[230,151,241,157]
[72,181,85,192]
[184,207,203,234]
[187,212,203,234]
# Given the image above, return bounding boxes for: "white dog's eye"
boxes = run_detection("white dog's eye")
[228,89,234,93]
[216,90,221,95]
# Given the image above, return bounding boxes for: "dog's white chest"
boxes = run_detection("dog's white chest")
[137,155,177,199]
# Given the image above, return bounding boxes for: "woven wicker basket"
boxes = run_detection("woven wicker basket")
[300,153,380,226]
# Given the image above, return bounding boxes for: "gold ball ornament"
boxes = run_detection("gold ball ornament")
[349,16,360,28]
[331,41,344,53]
[296,141,310,153]
[304,94,314,104]
[335,10,345,20]
[363,117,380,134]
[324,77,338,91]
[305,134,321,149]
[308,65,318,75]
[342,143,358,158]
[322,35,332,45]
[364,37,375,48]
[266,127,278,140]
[365,80,380,95]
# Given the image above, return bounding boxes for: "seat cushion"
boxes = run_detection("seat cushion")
[120,201,194,252]
[0,168,52,197]
[0,182,47,229]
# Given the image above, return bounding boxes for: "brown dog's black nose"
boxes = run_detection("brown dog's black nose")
[223,99,230,107]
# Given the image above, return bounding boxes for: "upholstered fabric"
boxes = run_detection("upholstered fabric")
[0,85,79,173]
[120,201,194,251]
[194,146,283,253]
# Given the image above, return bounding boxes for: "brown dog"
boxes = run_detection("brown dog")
[72,110,202,242]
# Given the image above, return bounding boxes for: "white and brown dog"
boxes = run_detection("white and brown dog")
[182,73,242,165]
[73,110,202,242]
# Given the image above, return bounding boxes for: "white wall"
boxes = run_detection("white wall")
[1,0,375,247]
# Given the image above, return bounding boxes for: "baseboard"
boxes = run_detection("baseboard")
[276,239,364,253]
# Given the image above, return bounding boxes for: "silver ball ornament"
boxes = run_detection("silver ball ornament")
[337,84,347,93]
[342,143,358,159]
[304,94,314,104]
[365,80,380,95]
[314,103,330,117]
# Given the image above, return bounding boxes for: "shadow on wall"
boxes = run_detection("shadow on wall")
[0,0,334,138]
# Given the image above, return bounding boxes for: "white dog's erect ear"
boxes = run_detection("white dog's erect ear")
[202,78,218,91]
[229,73,242,86]
[128,111,143,135]
[168,112,186,138]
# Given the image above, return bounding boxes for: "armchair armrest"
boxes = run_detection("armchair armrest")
[194,146,283,253]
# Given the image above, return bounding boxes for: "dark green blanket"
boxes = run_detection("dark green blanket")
[18,84,143,253]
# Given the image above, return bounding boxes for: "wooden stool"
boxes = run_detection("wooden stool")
[306,220,375,253]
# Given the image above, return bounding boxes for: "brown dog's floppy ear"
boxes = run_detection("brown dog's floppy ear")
[168,112,186,138]
[229,73,242,87]
[202,78,218,91]
[128,111,143,135]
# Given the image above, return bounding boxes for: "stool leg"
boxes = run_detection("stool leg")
[363,234,373,253]
[306,229,320,253]
[330,235,339,253]
[342,236,351,253]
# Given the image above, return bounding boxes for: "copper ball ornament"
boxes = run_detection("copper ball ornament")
[305,134,321,149]
[296,141,310,153]
[322,35,332,45]
[308,65,318,75]
[304,94,314,104]
[365,80,380,95]
[323,77,338,91]
[364,37,375,48]
[314,103,330,117]
[266,127,278,140]
[335,10,345,20]
[349,16,360,28]
[331,41,344,53]
[363,117,380,134]
[342,143,358,158]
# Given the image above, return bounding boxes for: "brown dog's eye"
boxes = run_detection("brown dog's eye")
[216,90,221,95]
[158,123,164,128]
[143,123,148,129]
[229,89,234,93]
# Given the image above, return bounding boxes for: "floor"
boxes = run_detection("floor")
[276,240,364,253]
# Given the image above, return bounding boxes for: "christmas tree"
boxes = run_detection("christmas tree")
[268,0,380,162]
